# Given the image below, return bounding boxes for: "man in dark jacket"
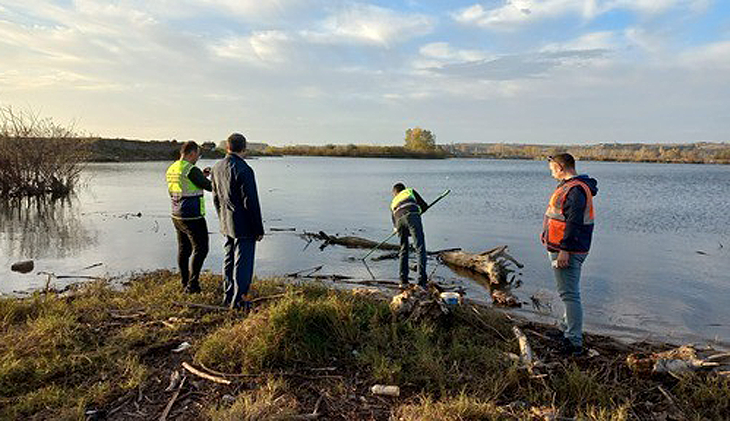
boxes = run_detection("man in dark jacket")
[391,183,429,288]
[211,133,264,309]
[166,141,212,293]
[541,153,598,356]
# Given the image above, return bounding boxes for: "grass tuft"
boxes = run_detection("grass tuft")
[0,271,727,419]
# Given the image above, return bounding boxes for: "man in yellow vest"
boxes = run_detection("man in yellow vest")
[166,141,212,293]
[541,153,598,356]
[391,183,429,288]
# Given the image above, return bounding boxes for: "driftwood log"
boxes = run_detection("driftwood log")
[627,345,730,378]
[439,246,523,307]
[301,231,401,251]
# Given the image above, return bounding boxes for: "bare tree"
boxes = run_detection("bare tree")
[0,106,89,197]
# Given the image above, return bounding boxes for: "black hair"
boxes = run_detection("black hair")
[393,183,406,193]
[549,153,575,170]
[227,133,247,153]
[180,141,199,156]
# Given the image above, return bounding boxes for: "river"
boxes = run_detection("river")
[1,157,728,348]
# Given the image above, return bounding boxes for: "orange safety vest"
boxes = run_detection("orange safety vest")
[542,178,594,252]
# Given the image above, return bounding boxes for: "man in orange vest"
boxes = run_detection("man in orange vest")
[541,153,598,356]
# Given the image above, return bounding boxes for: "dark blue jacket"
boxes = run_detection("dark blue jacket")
[211,154,264,239]
[558,174,598,253]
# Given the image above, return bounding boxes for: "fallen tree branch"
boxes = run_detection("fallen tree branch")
[512,326,538,374]
[251,291,304,303]
[301,231,401,251]
[182,362,232,385]
[199,362,261,378]
[286,266,323,278]
[159,376,186,421]
[173,301,229,311]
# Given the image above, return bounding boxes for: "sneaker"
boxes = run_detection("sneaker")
[558,338,585,357]
[233,301,252,312]
[184,285,202,294]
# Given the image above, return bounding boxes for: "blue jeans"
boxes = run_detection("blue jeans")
[397,213,427,286]
[223,236,256,308]
[548,252,587,347]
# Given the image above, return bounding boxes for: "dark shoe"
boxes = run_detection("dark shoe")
[232,301,252,312]
[399,280,410,289]
[558,338,585,357]
[184,285,201,294]
[545,329,565,342]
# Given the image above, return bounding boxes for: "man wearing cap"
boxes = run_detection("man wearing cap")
[541,153,598,356]
[391,183,429,288]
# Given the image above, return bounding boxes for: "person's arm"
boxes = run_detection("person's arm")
[241,167,264,238]
[210,170,221,215]
[413,190,429,213]
[188,166,212,191]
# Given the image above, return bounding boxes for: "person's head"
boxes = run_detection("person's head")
[227,133,246,154]
[180,141,200,163]
[392,182,406,196]
[548,153,577,180]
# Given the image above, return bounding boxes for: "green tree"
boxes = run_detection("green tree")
[405,127,436,151]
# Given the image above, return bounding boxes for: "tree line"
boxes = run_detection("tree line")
[448,142,730,164]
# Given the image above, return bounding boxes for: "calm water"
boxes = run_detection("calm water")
[1,157,729,347]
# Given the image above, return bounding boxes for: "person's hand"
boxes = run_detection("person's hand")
[256,234,264,242]
[556,250,570,268]
[203,167,211,177]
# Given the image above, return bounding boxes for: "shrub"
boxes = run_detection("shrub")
[0,106,88,197]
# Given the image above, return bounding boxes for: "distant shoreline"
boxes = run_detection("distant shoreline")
[83,138,730,164]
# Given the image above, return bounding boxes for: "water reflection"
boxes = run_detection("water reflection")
[0,196,97,260]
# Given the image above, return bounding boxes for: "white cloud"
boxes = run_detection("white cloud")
[541,31,617,52]
[197,0,310,20]
[452,0,595,29]
[212,31,292,64]
[301,3,434,46]
[428,49,608,81]
[679,40,730,70]
[419,42,488,62]
[453,0,710,29]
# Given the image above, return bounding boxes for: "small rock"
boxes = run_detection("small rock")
[84,409,106,421]
[11,260,34,274]
[172,341,192,353]
[222,394,236,404]
[370,385,400,397]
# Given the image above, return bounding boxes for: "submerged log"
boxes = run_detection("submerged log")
[439,246,523,307]
[301,231,400,251]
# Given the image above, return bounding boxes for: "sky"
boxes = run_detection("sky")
[1,0,729,145]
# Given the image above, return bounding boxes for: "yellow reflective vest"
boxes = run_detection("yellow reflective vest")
[166,159,205,219]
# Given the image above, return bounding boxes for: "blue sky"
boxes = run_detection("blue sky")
[1,0,729,145]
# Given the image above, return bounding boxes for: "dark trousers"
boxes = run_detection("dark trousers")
[222,236,256,308]
[172,217,209,291]
[396,212,427,286]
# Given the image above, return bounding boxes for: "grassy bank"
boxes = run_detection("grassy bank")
[84,139,275,162]
[1,271,728,420]
[264,144,450,159]
[449,142,730,164]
